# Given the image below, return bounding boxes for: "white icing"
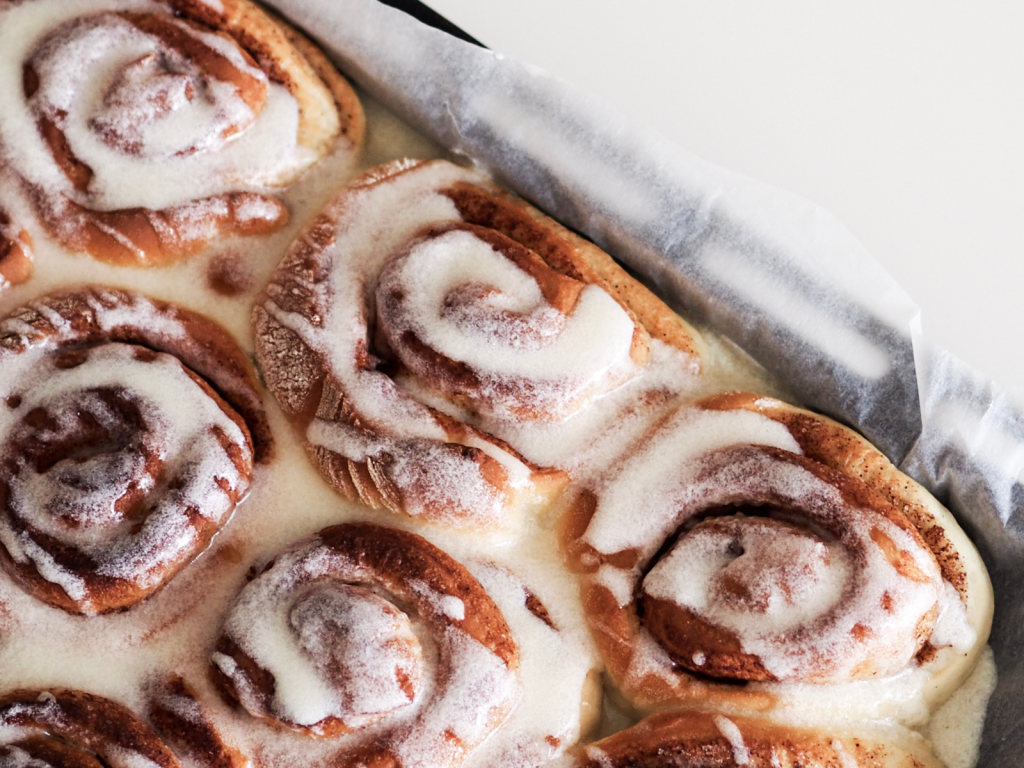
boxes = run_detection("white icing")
[931,580,978,652]
[376,228,639,421]
[218,533,520,757]
[264,161,553,524]
[924,646,997,768]
[640,501,944,682]
[643,518,852,635]
[713,715,750,765]
[463,561,600,768]
[0,71,993,768]
[439,595,466,621]
[582,407,802,555]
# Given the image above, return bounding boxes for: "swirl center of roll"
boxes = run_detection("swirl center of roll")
[11,385,160,532]
[645,514,845,620]
[288,583,424,720]
[375,223,641,422]
[26,10,268,180]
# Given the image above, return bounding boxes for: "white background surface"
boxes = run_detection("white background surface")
[428,0,1024,391]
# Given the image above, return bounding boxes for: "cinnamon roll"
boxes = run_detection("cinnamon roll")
[563,392,992,718]
[0,0,364,266]
[211,522,520,767]
[0,208,32,288]
[572,710,942,768]
[0,688,181,768]
[0,287,268,614]
[254,158,704,529]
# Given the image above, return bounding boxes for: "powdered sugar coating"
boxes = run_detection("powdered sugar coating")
[0,0,313,208]
[0,689,180,768]
[0,345,245,588]
[0,0,363,266]
[462,561,600,768]
[255,159,717,530]
[0,70,994,768]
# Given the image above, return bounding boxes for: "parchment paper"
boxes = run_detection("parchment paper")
[265,1,1024,763]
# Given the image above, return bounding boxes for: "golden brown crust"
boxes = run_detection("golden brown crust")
[259,5,366,151]
[573,710,941,768]
[255,158,705,529]
[0,689,182,768]
[561,391,982,710]
[169,0,365,153]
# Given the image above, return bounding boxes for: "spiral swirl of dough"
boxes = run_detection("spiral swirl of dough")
[211,522,520,767]
[0,0,363,266]
[374,221,647,423]
[563,393,991,714]
[0,287,269,614]
[255,158,703,530]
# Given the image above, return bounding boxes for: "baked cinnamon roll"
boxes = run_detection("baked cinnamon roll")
[0,287,268,614]
[572,710,942,768]
[563,392,992,719]
[254,158,703,529]
[0,688,181,768]
[0,0,363,266]
[211,522,520,767]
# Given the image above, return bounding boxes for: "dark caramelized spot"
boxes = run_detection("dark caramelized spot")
[207,251,254,297]
[53,348,90,369]
[524,589,557,630]
[916,643,940,665]
[881,591,894,613]
[22,63,40,99]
